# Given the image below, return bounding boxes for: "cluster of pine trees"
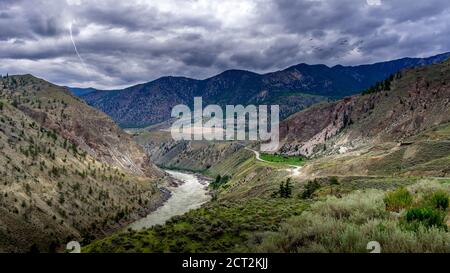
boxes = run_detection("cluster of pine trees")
[273,178,292,198]
[362,72,402,95]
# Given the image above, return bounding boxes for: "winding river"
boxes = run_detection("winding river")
[129,170,211,231]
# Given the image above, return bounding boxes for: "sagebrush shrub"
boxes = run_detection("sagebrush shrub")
[384,188,413,212]
[253,190,450,253]
[405,207,446,230]
[426,191,449,210]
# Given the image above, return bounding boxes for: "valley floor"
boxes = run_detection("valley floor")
[84,138,450,253]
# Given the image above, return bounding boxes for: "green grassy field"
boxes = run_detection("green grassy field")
[260,153,304,166]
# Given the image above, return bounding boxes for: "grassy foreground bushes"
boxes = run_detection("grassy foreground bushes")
[384,187,413,212]
[251,181,449,253]
[84,180,449,253]
[401,188,449,231]
[405,208,447,230]
[427,190,449,210]
[84,198,308,253]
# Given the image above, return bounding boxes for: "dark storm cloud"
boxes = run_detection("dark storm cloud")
[0,0,449,89]
[29,16,65,37]
[229,38,305,70]
[78,4,222,32]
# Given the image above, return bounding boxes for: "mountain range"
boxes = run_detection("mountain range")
[74,52,450,127]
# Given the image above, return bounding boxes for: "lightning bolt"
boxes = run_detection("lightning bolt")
[69,23,88,71]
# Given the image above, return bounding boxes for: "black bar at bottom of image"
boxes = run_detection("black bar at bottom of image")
[1,253,446,272]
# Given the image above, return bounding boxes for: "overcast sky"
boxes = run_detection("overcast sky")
[0,0,449,89]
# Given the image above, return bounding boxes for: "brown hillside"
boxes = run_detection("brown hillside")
[0,75,168,252]
[280,59,450,157]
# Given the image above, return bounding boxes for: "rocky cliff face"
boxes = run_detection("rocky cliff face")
[279,59,450,157]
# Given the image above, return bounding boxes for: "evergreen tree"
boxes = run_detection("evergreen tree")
[279,182,286,197]
[285,178,292,198]
[277,179,293,198]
